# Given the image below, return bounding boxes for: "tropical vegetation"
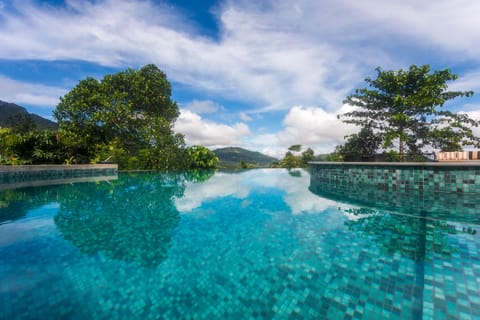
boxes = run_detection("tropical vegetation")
[332,64,480,161]
[0,65,217,170]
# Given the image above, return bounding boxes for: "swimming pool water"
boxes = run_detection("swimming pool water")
[1,169,479,319]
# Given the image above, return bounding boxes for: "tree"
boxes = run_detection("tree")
[301,147,315,164]
[0,128,66,165]
[54,64,182,168]
[280,151,303,169]
[186,145,218,169]
[341,126,383,161]
[340,65,480,155]
[288,144,302,152]
[9,113,36,133]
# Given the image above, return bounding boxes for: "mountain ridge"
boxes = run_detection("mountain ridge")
[0,100,57,130]
[213,147,277,168]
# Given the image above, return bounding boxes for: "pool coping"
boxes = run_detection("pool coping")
[0,164,118,173]
[0,164,118,190]
[309,161,480,167]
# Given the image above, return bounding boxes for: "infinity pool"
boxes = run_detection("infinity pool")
[1,169,479,319]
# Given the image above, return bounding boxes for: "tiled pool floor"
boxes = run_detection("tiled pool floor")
[1,169,479,319]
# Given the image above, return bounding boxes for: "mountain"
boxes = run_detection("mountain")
[0,100,58,131]
[213,147,278,168]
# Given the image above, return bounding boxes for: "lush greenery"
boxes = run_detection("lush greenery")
[272,145,316,169]
[214,147,278,169]
[0,65,217,170]
[335,64,480,160]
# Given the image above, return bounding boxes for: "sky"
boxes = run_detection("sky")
[1,0,480,158]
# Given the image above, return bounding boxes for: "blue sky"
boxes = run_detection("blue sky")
[1,0,480,157]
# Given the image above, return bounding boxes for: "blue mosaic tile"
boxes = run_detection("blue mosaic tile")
[0,169,479,319]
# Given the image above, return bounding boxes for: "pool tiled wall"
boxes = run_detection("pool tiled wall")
[310,162,480,193]
[0,164,118,189]
[309,162,480,222]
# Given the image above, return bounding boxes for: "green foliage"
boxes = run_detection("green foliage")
[53,64,186,170]
[214,147,277,169]
[337,126,383,161]
[288,144,302,152]
[9,113,37,133]
[186,145,218,169]
[279,151,304,169]
[340,65,480,154]
[301,147,315,164]
[325,145,345,162]
[0,128,67,165]
[277,145,316,168]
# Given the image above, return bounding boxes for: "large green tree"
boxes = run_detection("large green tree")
[54,64,183,168]
[337,126,383,161]
[340,65,480,154]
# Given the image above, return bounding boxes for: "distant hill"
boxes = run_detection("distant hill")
[213,147,278,168]
[0,100,57,131]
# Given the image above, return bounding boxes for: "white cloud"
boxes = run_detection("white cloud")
[2,0,480,113]
[0,75,66,108]
[242,105,358,158]
[182,100,223,114]
[461,109,480,138]
[2,0,480,153]
[278,105,358,147]
[239,112,252,122]
[447,69,480,93]
[174,109,251,147]
[175,169,337,214]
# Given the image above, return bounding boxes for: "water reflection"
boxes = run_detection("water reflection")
[0,172,209,268]
[0,186,64,224]
[175,169,337,214]
[309,176,480,224]
[54,173,186,268]
[309,176,480,261]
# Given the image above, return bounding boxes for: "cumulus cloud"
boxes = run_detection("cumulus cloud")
[182,100,223,114]
[0,75,66,108]
[461,109,480,138]
[2,0,480,153]
[2,0,480,113]
[174,109,251,147]
[242,105,358,158]
[278,105,358,146]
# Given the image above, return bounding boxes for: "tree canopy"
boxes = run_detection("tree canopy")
[54,64,181,166]
[275,145,316,168]
[340,65,480,154]
[1,65,218,170]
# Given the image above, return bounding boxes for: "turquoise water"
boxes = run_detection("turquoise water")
[1,169,479,319]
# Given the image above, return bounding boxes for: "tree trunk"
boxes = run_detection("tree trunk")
[399,138,405,162]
